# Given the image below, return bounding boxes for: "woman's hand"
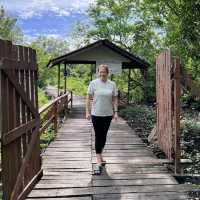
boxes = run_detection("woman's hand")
[113,112,118,122]
[86,112,91,120]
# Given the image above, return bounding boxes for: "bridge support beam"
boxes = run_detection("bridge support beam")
[57,64,60,97]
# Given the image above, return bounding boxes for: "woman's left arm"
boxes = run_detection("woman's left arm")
[112,95,118,121]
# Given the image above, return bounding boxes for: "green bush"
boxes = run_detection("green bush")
[40,126,55,149]
[181,93,200,111]
[66,77,88,96]
[181,119,200,142]
[119,104,155,132]
[181,116,200,174]
[38,87,49,108]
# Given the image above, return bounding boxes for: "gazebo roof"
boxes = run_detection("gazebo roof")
[47,39,149,69]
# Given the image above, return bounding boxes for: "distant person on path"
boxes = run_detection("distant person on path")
[86,64,118,175]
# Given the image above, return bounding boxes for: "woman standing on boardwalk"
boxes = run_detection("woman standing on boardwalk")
[86,64,118,175]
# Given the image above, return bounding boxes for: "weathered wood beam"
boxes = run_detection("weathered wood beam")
[64,63,67,94]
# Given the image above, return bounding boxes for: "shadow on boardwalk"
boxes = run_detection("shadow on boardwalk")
[27,96,191,200]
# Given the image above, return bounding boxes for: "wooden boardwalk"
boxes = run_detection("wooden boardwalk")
[27,96,191,200]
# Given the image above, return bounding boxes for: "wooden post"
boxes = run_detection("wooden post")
[64,63,67,94]
[57,64,60,97]
[70,91,73,109]
[54,101,58,135]
[90,65,93,81]
[141,68,148,102]
[65,95,68,118]
[174,58,181,174]
[111,74,113,81]
[127,68,131,104]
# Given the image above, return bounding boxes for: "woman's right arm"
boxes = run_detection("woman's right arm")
[86,94,92,120]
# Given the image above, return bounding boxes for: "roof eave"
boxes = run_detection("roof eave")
[47,39,150,69]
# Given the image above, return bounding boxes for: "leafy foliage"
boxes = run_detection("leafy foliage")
[30,36,69,57]
[38,87,49,107]
[70,0,200,103]
[29,36,70,89]
[70,0,164,102]
[119,104,156,131]
[0,6,23,43]
[40,126,55,149]
[181,117,200,174]
[142,0,200,84]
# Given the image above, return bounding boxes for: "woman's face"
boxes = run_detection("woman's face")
[98,66,108,80]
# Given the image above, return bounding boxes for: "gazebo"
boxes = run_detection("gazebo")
[47,39,149,103]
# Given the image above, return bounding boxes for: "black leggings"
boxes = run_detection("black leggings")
[91,115,112,154]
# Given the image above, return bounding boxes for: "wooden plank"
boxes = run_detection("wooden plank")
[26,95,191,200]
[174,57,181,174]
[26,197,92,200]
[33,59,42,176]
[44,168,91,172]
[91,157,167,165]
[14,48,23,194]
[40,179,92,184]
[0,40,12,200]
[42,176,92,180]
[0,58,36,70]
[93,152,154,157]
[29,47,42,187]
[42,172,91,177]
[24,45,33,186]
[93,167,168,174]
[93,179,177,186]
[33,178,177,189]
[17,169,43,200]
[42,163,91,169]
[2,119,39,145]
[28,187,92,198]
[42,159,91,163]
[92,173,175,180]
[6,40,21,198]
[18,45,28,189]
[35,182,92,189]
[92,185,192,194]
[10,126,40,199]
[2,69,39,118]
[93,193,188,200]
[6,42,19,198]
[27,185,191,198]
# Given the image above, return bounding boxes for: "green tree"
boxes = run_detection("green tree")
[30,36,69,57]
[81,0,162,102]
[83,0,200,102]
[29,36,71,89]
[142,0,200,81]
[0,6,23,43]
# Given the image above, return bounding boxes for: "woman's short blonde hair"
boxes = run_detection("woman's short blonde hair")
[98,64,109,74]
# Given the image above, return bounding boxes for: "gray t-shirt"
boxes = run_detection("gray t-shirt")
[87,78,118,116]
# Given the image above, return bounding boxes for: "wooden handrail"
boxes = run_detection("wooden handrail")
[8,91,73,200]
[39,93,69,114]
[39,91,73,135]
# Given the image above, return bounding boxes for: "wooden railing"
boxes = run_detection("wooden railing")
[0,39,42,200]
[0,92,72,199]
[39,91,73,136]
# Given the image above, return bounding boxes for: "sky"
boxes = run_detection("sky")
[1,0,94,41]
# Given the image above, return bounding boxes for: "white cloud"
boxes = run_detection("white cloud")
[23,32,65,45]
[1,0,95,19]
